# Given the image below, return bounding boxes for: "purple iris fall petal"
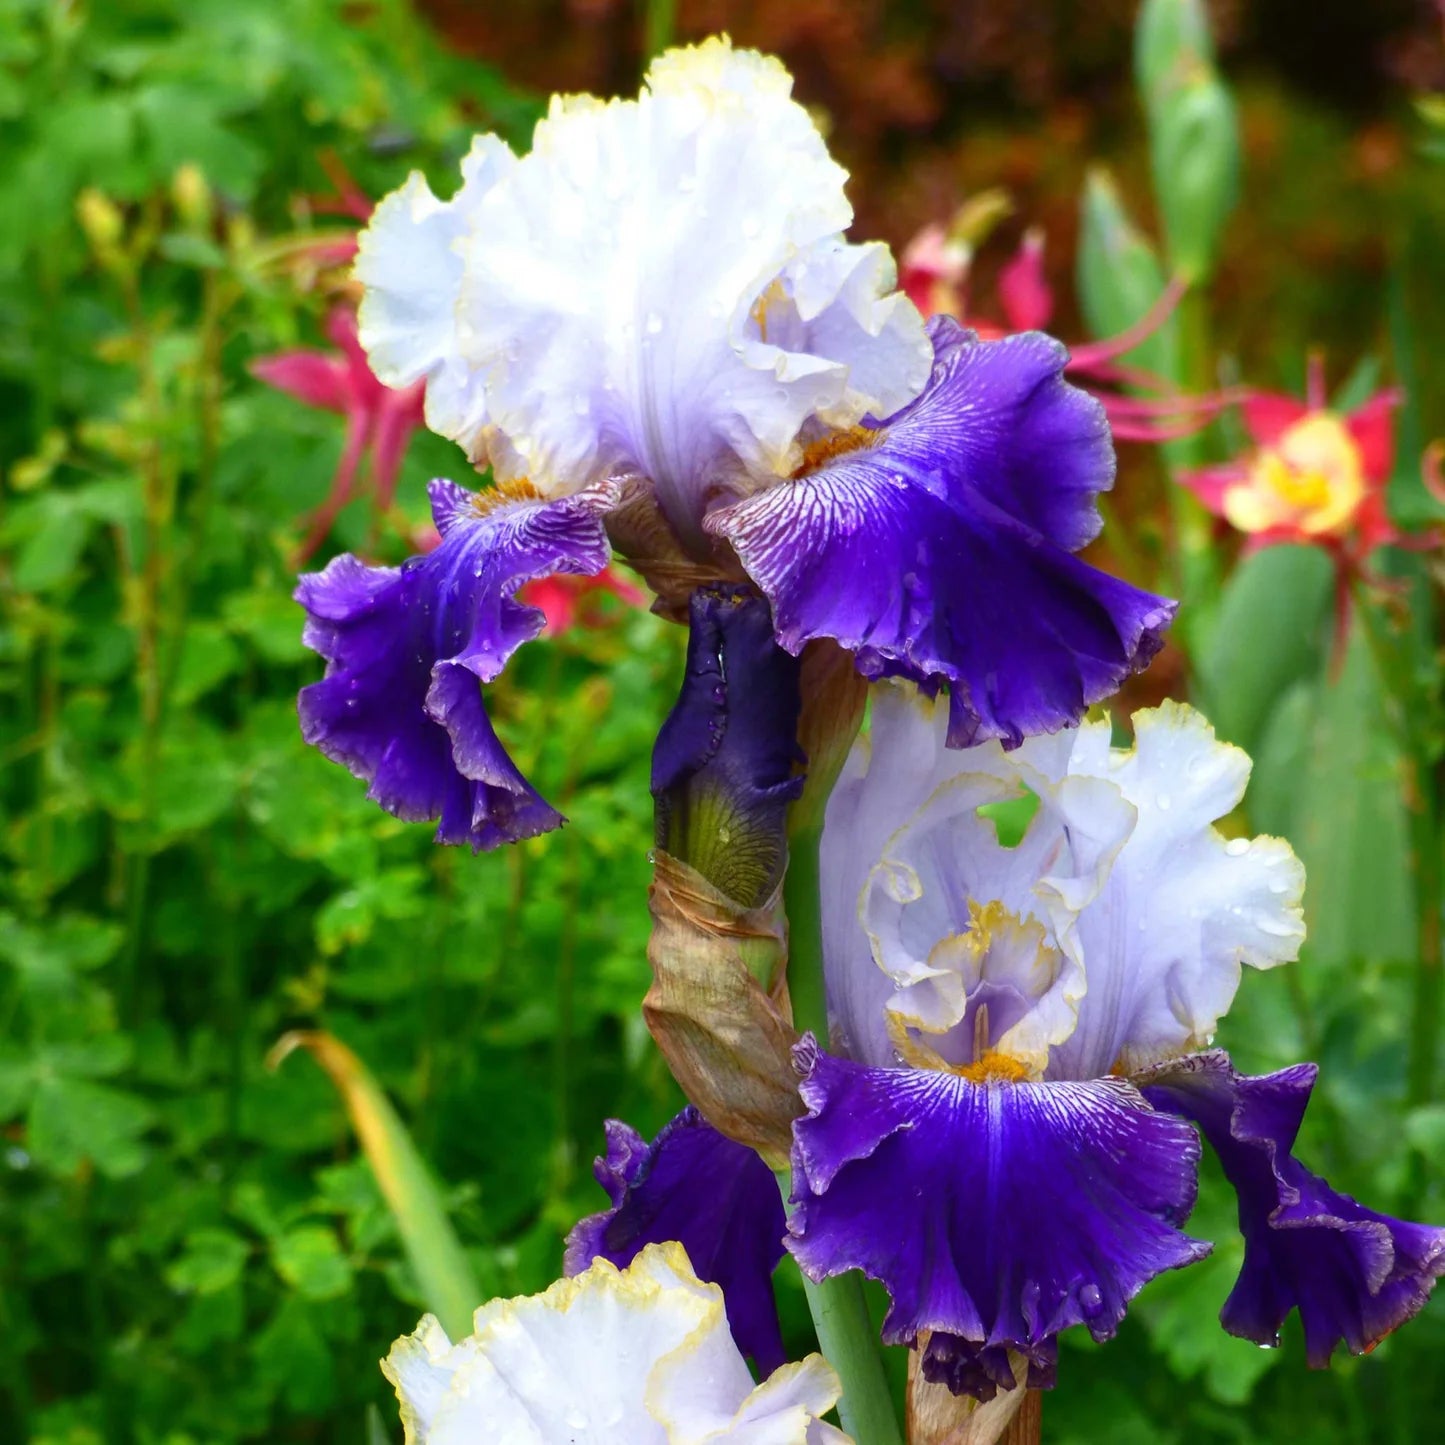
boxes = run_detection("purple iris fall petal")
[563,1107,788,1372]
[1140,1050,1445,1366]
[787,1037,1209,1400]
[652,584,805,906]
[710,317,1177,749]
[296,477,616,850]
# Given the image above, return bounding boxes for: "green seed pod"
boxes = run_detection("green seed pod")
[1149,72,1240,284]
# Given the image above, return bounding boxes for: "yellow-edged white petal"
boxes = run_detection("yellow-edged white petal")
[382,1242,850,1445]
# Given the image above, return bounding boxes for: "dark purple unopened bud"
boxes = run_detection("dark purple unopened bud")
[652,584,805,908]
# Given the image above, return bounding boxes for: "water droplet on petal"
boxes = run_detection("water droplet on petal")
[1079,1283,1103,1316]
[1157,792,1172,811]
[645,311,664,335]
[1225,838,1250,857]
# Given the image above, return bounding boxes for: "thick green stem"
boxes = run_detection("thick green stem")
[802,1268,902,1445]
[783,824,904,1445]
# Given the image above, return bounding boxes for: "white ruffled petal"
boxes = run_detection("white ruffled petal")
[820,684,973,1067]
[1048,701,1306,1079]
[355,135,517,462]
[356,36,928,549]
[382,1243,849,1445]
[822,687,1304,1082]
[848,693,1133,1077]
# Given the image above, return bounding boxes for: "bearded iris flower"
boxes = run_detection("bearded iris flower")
[777,685,1445,1400]
[561,664,1443,1409]
[385,1242,848,1444]
[296,37,1174,846]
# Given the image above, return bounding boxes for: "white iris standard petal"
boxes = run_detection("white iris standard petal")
[354,37,929,552]
[382,1243,850,1445]
[825,686,1305,1082]
[355,135,517,462]
[1042,701,1307,1079]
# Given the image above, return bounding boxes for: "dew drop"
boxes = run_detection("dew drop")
[1268,877,1291,895]
[1156,792,1172,811]
[1079,1283,1103,1316]
[1225,838,1250,857]
[645,311,664,335]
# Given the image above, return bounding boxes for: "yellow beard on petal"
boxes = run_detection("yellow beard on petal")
[885,898,1058,1083]
[792,425,881,477]
[471,475,543,515]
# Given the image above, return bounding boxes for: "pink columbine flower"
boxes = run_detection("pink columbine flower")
[901,214,1211,444]
[519,570,649,636]
[251,305,427,563]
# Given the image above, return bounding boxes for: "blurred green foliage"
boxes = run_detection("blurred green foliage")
[0,0,1442,1442]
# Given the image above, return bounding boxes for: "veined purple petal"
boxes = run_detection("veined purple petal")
[710,317,1176,749]
[787,1038,1209,1398]
[652,585,804,906]
[296,478,615,850]
[564,1107,788,1372]
[1140,1051,1445,1366]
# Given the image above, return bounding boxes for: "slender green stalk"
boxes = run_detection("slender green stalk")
[801,1267,902,1445]
[783,824,904,1445]
[1164,287,1221,637]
